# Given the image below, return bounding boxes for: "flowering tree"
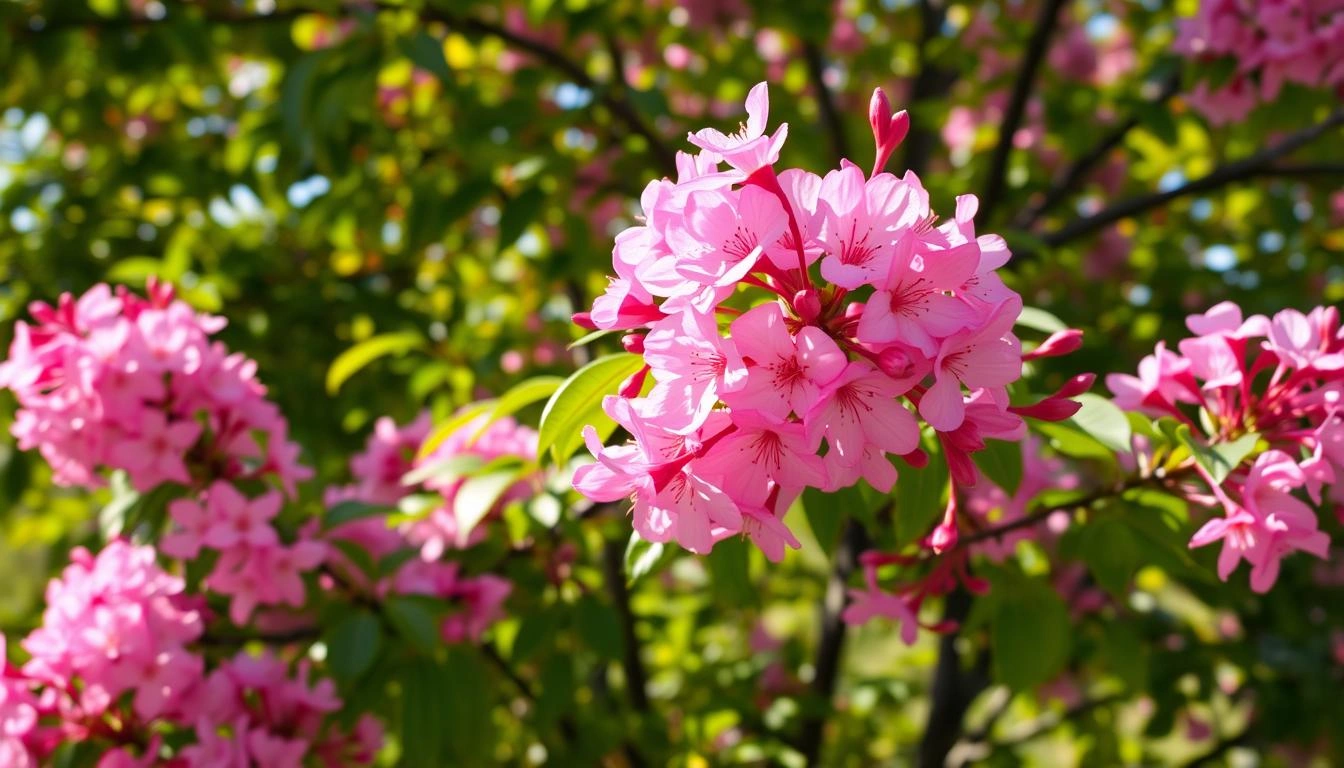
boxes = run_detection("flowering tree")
[1,0,1343,766]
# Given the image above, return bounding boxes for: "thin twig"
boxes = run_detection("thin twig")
[1012,70,1182,231]
[956,473,1166,549]
[984,693,1125,749]
[1016,109,1344,259]
[801,40,851,167]
[979,0,1069,224]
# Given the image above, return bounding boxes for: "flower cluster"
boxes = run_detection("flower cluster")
[0,279,311,494]
[1175,0,1344,125]
[163,482,326,625]
[1108,303,1344,591]
[324,410,524,642]
[0,542,377,766]
[573,83,1085,561]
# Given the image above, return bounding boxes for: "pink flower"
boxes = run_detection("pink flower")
[807,361,919,469]
[703,409,825,507]
[201,483,282,551]
[724,302,846,420]
[856,232,980,355]
[1190,450,1331,592]
[686,81,790,173]
[920,297,1023,432]
[642,310,747,434]
[120,410,200,488]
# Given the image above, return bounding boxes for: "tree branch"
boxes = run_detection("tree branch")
[801,40,851,167]
[917,589,987,768]
[978,0,1069,224]
[956,472,1167,549]
[795,521,869,766]
[902,0,954,177]
[602,537,651,713]
[1012,70,1182,231]
[1015,109,1344,259]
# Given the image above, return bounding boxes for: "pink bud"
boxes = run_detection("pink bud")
[1022,328,1084,361]
[621,333,646,354]
[899,447,929,469]
[571,311,597,330]
[869,87,910,175]
[792,289,821,325]
[617,365,649,398]
[927,496,959,554]
[868,88,892,139]
[876,346,916,379]
[1057,372,1096,398]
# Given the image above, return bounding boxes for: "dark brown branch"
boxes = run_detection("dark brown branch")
[1016,109,1344,260]
[602,537,651,713]
[902,0,954,178]
[1260,162,1344,177]
[801,40,851,167]
[978,0,1069,224]
[917,590,987,768]
[957,473,1165,549]
[1012,70,1182,231]
[795,522,868,766]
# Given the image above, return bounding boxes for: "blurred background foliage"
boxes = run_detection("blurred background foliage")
[1,0,1343,765]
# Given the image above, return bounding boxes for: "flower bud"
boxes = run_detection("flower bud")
[877,346,916,379]
[1023,328,1084,361]
[792,289,821,325]
[621,333,646,354]
[617,365,649,399]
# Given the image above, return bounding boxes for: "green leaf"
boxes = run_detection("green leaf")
[1177,428,1259,484]
[1079,516,1142,597]
[574,594,623,660]
[326,610,382,684]
[973,439,1024,495]
[566,328,619,350]
[400,453,485,488]
[498,187,546,250]
[471,375,563,440]
[399,31,453,87]
[442,646,494,760]
[1068,393,1133,454]
[537,353,644,466]
[400,657,451,768]
[329,539,379,581]
[990,576,1072,690]
[1015,305,1068,334]
[624,531,672,585]
[801,485,853,558]
[98,471,139,540]
[1100,621,1149,692]
[1033,420,1118,462]
[324,500,389,529]
[512,607,563,662]
[326,331,426,394]
[894,437,949,546]
[453,466,524,539]
[705,536,754,605]
[384,595,442,655]
[417,400,496,460]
